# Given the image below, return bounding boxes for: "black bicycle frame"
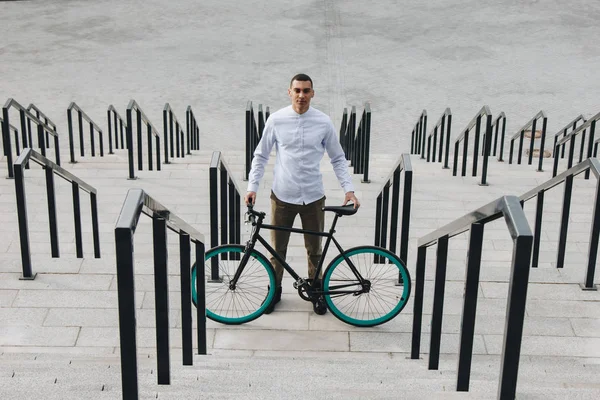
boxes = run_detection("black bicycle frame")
[230,212,367,296]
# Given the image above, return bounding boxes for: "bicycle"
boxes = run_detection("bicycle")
[191,203,411,327]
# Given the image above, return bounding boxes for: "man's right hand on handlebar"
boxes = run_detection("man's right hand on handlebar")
[245,191,256,206]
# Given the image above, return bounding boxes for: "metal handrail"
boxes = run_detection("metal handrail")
[452,106,493,185]
[67,102,104,163]
[519,157,600,288]
[410,110,427,156]
[108,104,127,152]
[13,148,100,279]
[126,100,161,179]
[27,103,58,136]
[412,195,533,399]
[553,114,586,140]
[163,103,187,164]
[417,195,531,247]
[0,116,21,155]
[425,108,452,167]
[555,110,599,179]
[454,106,492,143]
[3,98,61,177]
[508,110,548,171]
[115,188,206,400]
[555,113,594,147]
[374,153,413,267]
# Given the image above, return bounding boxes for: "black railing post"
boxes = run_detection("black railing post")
[444,114,452,169]
[531,190,544,268]
[528,119,537,165]
[179,232,193,365]
[91,192,101,258]
[480,115,492,186]
[472,116,481,177]
[380,184,390,256]
[2,107,14,178]
[220,167,229,260]
[411,245,427,360]
[99,128,104,157]
[509,140,514,164]
[362,105,371,183]
[37,124,46,157]
[429,235,449,370]
[126,108,135,179]
[517,130,524,164]
[136,110,143,171]
[147,124,153,171]
[176,120,181,158]
[374,193,382,251]
[45,166,59,258]
[498,115,506,162]
[537,117,547,171]
[456,223,484,392]
[107,110,114,154]
[153,215,170,385]
[400,164,413,266]
[90,121,96,157]
[14,162,34,279]
[578,129,586,164]
[552,142,560,177]
[115,227,139,400]
[245,102,252,180]
[195,241,207,355]
[209,153,220,281]
[452,141,459,176]
[584,179,600,290]
[72,182,83,258]
[556,175,573,269]
[78,110,84,157]
[53,132,61,166]
[421,113,428,158]
[163,108,170,164]
[19,109,28,148]
[156,135,161,172]
[388,169,400,255]
[461,131,469,177]
[497,234,533,400]
[585,120,596,180]
[68,109,76,163]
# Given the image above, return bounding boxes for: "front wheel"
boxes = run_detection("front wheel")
[323,246,411,327]
[192,244,276,325]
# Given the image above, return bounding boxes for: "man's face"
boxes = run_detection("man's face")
[288,79,314,114]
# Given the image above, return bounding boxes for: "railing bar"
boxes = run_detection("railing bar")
[428,235,449,370]
[456,223,484,391]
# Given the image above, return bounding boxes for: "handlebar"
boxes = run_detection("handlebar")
[245,204,265,224]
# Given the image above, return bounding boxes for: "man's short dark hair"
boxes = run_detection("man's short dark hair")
[290,73,313,88]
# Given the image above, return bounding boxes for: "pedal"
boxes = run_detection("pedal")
[293,277,307,289]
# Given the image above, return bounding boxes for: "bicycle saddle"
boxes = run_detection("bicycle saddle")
[322,204,358,216]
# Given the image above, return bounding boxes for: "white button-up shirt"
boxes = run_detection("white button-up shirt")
[247,105,355,205]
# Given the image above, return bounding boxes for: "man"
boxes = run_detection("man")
[245,73,360,314]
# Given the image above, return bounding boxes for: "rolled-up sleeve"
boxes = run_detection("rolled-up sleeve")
[324,122,355,193]
[247,121,276,193]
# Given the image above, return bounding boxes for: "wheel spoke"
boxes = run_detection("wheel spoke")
[324,247,411,327]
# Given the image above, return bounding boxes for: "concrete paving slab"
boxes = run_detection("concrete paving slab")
[0,326,80,347]
[213,329,349,352]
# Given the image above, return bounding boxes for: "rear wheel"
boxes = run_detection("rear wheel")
[192,245,276,325]
[323,246,411,327]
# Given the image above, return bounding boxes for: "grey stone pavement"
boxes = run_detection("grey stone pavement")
[1,0,600,398]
